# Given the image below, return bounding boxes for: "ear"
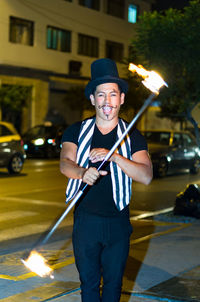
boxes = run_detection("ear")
[90,94,95,106]
[120,93,125,105]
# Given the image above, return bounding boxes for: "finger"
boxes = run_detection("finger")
[89,153,99,161]
[85,173,99,185]
[89,149,99,157]
[89,149,105,159]
[91,154,106,163]
[83,175,96,185]
[83,168,99,181]
[90,157,101,163]
[99,170,108,176]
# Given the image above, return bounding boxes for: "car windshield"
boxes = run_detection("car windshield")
[143,131,170,145]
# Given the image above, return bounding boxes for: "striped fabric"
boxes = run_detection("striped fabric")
[65,117,132,211]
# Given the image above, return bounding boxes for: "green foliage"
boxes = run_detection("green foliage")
[130,0,200,123]
[0,84,31,111]
[121,74,149,116]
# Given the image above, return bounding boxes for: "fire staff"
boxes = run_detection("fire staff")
[60,58,153,302]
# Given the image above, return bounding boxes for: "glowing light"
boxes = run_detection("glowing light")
[47,138,55,145]
[128,63,168,94]
[24,144,28,150]
[21,250,54,278]
[32,138,45,146]
[128,4,137,23]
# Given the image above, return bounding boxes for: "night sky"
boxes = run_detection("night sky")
[153,0,190,11]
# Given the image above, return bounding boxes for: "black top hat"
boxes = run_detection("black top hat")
[85,58,128,100]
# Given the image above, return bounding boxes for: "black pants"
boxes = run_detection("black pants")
[72,212,132,302]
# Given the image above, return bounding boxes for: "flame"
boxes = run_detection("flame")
[21,250,54,278]
[128,63,168,94]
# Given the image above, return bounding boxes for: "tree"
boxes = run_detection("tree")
[129,0,200,145]
[120,72,149,123]
[0,84,32,131]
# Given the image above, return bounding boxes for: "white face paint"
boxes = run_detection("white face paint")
[90,83,125,123]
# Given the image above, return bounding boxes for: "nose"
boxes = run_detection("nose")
[104,93,111,103]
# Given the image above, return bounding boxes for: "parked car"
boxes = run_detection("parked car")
[185,126,200,140]
[0,121,26,174]
[142,129,200,177]
[22,122,67,158]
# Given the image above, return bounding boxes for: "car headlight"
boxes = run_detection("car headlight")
[195,147,200,157]
[32,138,45,146]
[167,156,172,162]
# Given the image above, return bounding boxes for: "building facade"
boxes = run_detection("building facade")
[0,0,154,132]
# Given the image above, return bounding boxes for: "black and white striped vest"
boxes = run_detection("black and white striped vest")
[66,117,133,211]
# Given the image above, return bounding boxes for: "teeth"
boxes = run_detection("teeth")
[102,106,112,114]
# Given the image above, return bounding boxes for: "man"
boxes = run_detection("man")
[60,58,152,302]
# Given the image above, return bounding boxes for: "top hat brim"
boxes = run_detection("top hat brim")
[85,76,128,100]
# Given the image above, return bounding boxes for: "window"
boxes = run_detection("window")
[78,34,99,57]
[173,133,181,145]
[128,4,139,23]
[143,131,170,145]
[79,0,100,10]
[69,60,82,76]
[107,0,125,19]
[106,40,124,62]
[9,16,34,46]
[47,26,71,52]
[182,133,194,147]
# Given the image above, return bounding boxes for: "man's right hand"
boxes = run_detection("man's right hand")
[82,167,107,186]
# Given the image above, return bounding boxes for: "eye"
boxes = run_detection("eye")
[97,93,104,98]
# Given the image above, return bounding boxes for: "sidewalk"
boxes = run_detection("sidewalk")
[1,214,200,302]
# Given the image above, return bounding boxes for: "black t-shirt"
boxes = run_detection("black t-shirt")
[62,120,147,217]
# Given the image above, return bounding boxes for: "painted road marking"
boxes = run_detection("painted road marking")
[0,185,65,197]
[0,196,66,208]
[0,256,75,281]
[0,218,73,242]
[0,211,37,222]
[0,203,172,242]
[130,207,174,221]
[130,223,190,245]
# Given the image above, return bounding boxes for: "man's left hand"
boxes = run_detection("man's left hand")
[89,148,115,163]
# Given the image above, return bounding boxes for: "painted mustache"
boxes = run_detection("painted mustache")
[98,105,117,109]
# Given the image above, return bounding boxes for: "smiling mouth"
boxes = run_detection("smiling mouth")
[98,105,117,115]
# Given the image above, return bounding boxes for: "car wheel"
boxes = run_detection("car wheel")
[190,158,200,174]
[8,154,23,174]
[156,158,168,178]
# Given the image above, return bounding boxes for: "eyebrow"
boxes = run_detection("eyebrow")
[96,89,119,94]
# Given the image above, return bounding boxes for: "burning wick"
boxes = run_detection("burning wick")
[21,250,54,278]
[128,63,168,94]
